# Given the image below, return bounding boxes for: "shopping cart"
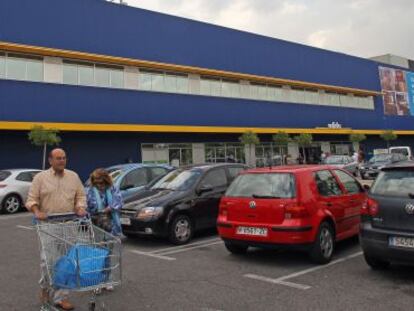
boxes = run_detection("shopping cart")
[35,213,122,311]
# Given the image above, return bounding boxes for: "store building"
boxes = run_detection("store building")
[1,0,414,179]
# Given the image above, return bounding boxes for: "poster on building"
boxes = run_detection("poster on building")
[407,72,414,115]
[379,66,412,116]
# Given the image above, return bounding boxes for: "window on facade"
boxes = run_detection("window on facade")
[7,55,27,80]
[304,89,319,104]
[267,85,283,102]
[110,68,124,88]
[63,63,78,84]
[200,77,221,97]
[205,143,245,164]
[176,74,189,93]
[139,71,152,90]
[221,80,240,98]
[78,64,94,86]
[255,143,287,167]
[291,87,305,103]
[95,66,111,87]
[152,73,164,92]
[0,53,5,77]
[168,144,193,166]
[326,92,340,106]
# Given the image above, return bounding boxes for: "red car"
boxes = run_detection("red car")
[217,165,367,264]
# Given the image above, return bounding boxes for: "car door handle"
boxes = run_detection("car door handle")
[324,202,333,207]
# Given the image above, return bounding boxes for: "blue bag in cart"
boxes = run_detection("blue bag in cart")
[53,244,110,289]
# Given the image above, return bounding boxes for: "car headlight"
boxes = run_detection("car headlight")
[136,206,164,221]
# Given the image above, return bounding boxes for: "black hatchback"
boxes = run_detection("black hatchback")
[120,163,247,244]
[360,161,414,269]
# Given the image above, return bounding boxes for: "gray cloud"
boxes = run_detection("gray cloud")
[125,0,414,60]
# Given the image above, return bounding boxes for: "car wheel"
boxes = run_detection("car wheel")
[1,194,22,214]
[224,242,248,255]
[364,253,390,270]
[309,222,334,264]
[168,214,193,245]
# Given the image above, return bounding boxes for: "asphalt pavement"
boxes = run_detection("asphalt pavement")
[1,203,414,311]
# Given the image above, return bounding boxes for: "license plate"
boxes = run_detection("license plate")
[389,236,414,248]
[236,226,268,237]
[120,217,131,226]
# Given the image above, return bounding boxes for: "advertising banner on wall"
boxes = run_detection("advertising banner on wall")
[379,66,413,116]
[407,72,414,115]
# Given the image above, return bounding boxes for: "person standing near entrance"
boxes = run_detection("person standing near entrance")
[26,148,87,311]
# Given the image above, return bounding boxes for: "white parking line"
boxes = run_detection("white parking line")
[244,274,311,290]
[244,251,363,290]
[128,238,223,260]
[130,250,176,261]
[158,241,223,256]
[16,225,34,230]
[150,238,221,254]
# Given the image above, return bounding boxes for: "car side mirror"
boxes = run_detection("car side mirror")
[363,184,370,191]
[120,184,134,191]
[197,185,213,195]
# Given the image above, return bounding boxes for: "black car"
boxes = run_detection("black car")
[360,161,414,269]
[120,163,247,244]
[359,153,406,180]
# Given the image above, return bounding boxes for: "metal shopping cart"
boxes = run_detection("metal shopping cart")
[35,213,122,311]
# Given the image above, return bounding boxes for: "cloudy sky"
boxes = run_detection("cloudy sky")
[125,0,414,60]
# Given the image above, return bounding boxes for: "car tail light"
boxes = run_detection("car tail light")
[361,198,379,216]
[0,184,7,188]
[284,203,309,219]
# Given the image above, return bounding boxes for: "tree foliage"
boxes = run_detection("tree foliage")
[380,130,397,143]
[272,131,290,146]
[294,133,313,147]
[28,125,61,146]
[349,133,367,144]
[239,130,260,146]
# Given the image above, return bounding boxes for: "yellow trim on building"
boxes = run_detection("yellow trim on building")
[0,41,381,97]
[1,121,413,135]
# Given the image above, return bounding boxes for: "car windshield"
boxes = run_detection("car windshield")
[325,156,346,164]
[369,154,391,163]
[371,169,414,197]
[0,170,11,181]
[225,173,295,198]
[151,170,202,191]
[390,148,409,156]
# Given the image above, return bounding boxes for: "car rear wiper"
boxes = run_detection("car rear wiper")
[252,194,282,199]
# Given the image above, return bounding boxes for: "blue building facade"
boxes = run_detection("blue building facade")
[1,0,413,179]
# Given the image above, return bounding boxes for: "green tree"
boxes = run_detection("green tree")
[28,125,61,169]
[272,131,290,164]
[294,133,313,164]
[239,130,260,167]
[380,130,397,149]
[349,133,367,151]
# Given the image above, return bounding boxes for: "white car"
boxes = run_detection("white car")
[0,169,41,214]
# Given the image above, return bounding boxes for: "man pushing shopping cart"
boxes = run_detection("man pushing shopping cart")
[26,149,122,311]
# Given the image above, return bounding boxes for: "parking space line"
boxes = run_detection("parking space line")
[158,241,223,256]
[244,251,363,290]
[244,274,311,290]
[150,238,221,254]
[16,225,34,230]
[130,249,176,261]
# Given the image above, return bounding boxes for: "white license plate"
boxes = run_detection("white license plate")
[120,217,131,226]
[236,226,268,237]
[389,236,414,248]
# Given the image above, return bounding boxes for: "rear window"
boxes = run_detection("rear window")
[371,169,414,197]
[225,173,295,198]
[0,171,11,181]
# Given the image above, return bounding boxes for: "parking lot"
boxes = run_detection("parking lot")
[2,198,414,311]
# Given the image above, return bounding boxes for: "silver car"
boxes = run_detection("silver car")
[0,169,41,214]
[323,155,359,176]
